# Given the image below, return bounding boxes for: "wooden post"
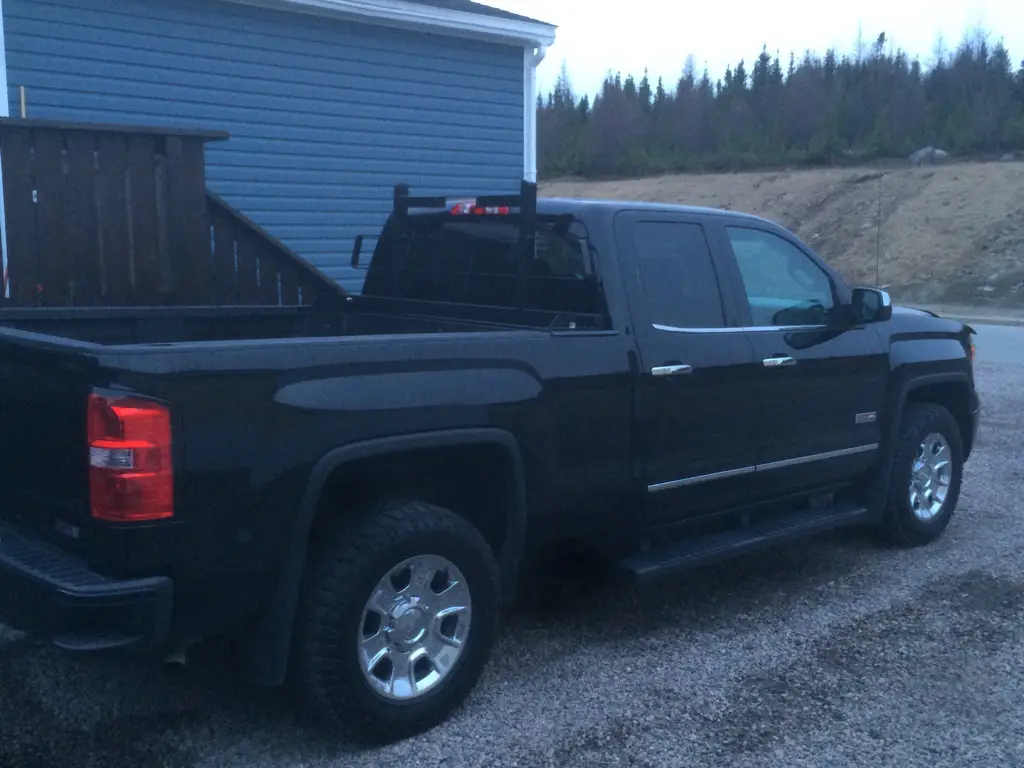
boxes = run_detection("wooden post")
[165,135,213,303]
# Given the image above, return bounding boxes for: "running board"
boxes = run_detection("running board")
[619,503,873,583]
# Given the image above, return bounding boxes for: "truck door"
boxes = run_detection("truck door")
[709,221,889,498]
[613,210,763,525]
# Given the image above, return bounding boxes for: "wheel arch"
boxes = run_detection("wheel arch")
[864,371,976,516]
[245,428,528,687]
[895,374,976,459]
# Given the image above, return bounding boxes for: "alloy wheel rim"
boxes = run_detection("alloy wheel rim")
[909,432,953,522]
[357,554,472,701]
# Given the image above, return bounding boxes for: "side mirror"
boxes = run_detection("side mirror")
[850,287,892,324]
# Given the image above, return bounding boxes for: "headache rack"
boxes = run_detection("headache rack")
[354,181,606,330]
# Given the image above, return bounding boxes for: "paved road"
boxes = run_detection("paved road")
[2,326,1023,768]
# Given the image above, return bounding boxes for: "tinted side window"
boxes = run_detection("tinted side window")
[725,227,836,327]
[630,221,725,329]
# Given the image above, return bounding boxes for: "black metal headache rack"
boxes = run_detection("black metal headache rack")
[393,179,538,219]
[358,180,607,329]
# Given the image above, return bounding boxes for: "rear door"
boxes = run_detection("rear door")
[710,222,888,497]
[613,210,763,526]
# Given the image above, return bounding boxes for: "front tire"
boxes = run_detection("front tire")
[877,402,964,546]
[292,499,501,743]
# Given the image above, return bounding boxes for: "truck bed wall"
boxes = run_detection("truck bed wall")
[0,305,487,345]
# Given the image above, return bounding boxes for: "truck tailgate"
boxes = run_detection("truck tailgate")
[0,331,97,531]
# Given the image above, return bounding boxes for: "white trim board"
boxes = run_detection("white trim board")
[523,46,545,183]
[0,0,9,299]
[225,0,557,47]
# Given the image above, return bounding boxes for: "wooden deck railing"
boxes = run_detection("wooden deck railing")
[0,118,343,308]
[206,191,331,307]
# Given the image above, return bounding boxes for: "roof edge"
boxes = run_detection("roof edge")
[225,0,557,46]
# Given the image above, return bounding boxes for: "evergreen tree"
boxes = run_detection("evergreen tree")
[638,69,653,112]
[535,26,1024,178]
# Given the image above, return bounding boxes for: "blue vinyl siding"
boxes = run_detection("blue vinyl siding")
[3,0,525,291]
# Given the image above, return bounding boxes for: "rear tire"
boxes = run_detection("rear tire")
[292,498,501,743]
[877,402,964,547]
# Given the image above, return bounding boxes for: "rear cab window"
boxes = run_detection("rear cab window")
[362,207,607,330]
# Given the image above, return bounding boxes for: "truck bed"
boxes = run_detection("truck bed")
[0,298,562,569]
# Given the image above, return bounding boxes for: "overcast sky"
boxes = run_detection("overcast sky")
[488,0,1024,99]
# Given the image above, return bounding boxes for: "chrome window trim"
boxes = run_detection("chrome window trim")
[647,443,879,493]
[653,323,828,334]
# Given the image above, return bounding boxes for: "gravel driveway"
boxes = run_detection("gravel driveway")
[2,341,1021,768]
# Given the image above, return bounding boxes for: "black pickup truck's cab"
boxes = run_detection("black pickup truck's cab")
[608,202,888,522]
[0,184,979,742]
[578,199,978,529]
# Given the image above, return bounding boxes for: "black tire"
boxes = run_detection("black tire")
[291,498,501,744]
[877,402,964,547]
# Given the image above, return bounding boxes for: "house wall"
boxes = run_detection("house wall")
[3,0,526,290]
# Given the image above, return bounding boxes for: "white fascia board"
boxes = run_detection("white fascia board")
[523,45,546,183]
[0,0,9,299]
[225,0,557,47]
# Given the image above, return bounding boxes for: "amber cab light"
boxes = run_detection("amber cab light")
[87,393,173,522]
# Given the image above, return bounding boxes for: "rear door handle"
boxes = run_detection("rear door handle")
[762,356,796,368]
[652,364,693,377]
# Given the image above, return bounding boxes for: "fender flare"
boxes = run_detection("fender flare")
[246,428,528,687]
[891,371,973,445]
[865,371,974,514]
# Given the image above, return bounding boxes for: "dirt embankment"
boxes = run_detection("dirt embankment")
[542,161,1024,307]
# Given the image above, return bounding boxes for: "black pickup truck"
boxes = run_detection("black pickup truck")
[0,182,979,741]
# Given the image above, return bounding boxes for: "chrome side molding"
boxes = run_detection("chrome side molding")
[647,443,880,493]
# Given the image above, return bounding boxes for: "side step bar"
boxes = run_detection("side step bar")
[619,503,874,583]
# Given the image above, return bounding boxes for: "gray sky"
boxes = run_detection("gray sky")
[489,0,1024,98]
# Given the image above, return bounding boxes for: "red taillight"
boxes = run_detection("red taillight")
[87,393,173,522]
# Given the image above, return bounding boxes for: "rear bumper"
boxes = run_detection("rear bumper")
[0,520,172,652]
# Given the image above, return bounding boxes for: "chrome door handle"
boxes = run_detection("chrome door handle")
[763,356,796,368]
[652,364,693,377]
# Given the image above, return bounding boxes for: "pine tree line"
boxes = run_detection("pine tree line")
[537,30,1024,178]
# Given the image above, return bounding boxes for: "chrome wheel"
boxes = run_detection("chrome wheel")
[357,554,472,701]
[909,432,952,522]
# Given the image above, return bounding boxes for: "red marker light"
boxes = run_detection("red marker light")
[450,199,510,216]
[88,393,174,522]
